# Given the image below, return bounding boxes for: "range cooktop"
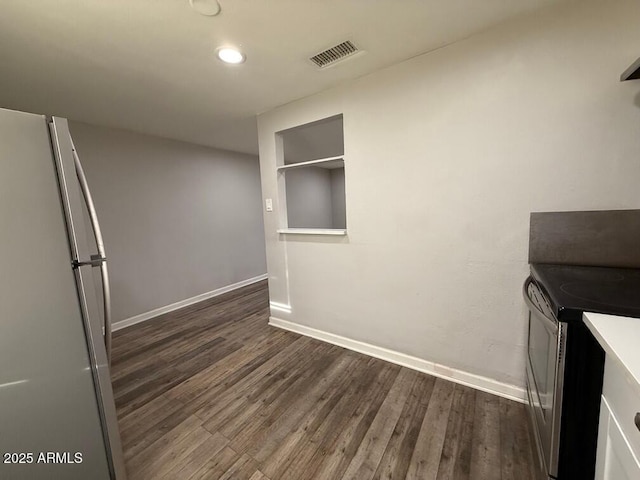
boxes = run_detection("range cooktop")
[530,264,640,320]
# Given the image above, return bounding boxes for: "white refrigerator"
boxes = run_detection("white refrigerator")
[0,108,126,479]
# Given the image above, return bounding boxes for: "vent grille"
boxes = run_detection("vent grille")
[309,40,359,68]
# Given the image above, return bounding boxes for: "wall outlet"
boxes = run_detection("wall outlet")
[265,198,273,212]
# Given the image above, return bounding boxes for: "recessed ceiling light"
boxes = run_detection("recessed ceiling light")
[189,0,221,16]
[217,47,245,64]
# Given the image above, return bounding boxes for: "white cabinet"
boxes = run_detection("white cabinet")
[596,397,640,480]
[595,355,640,480]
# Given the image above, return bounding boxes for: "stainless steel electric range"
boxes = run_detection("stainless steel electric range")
[524,263,640,480]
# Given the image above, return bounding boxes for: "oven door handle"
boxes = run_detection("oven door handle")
[523,277,559,334]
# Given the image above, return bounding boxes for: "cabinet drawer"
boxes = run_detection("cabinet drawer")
[596,396,640,480]
[602,356,640,459]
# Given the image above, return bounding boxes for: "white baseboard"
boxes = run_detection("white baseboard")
[112,274,268,332]
[269,316,526,403]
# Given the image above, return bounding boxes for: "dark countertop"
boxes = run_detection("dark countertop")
[530,264,640,321]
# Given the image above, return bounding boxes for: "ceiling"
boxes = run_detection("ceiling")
[0,0,566,155]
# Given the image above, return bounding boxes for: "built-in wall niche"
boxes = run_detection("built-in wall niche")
[276,115,346,235]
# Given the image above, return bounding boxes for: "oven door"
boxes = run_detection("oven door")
[523,277,567,479]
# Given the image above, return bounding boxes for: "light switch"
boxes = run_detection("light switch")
[265,198,273,212]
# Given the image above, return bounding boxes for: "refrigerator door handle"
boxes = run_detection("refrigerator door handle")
[49,117,126,479]
[98,260,113,364]
[69,137,113,365]
[73,254,106,268]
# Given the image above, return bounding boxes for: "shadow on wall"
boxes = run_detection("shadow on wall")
[634,88,640,108]
[278,234,350,245]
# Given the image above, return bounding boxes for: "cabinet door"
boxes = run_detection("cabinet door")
[596,396,640,480]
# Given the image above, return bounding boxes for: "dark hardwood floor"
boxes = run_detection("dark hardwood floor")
[111,280,537,479]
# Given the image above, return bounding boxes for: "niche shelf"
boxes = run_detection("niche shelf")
[621,57,640,81]
[275,114,346,234]
[276,155,344,171]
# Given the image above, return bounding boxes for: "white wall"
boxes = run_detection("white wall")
[257,0,640,390]
[70,122,267,323]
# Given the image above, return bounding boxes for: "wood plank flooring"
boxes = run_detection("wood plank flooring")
[112,280,538,479]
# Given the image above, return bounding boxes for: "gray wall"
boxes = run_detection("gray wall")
[285,167,333,229]
[285,166,346,229]
[282,115,344,164]
[69,121,267,322]
[330,168,346,229]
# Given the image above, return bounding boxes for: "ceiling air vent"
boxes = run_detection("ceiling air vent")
[309,40,359,68]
